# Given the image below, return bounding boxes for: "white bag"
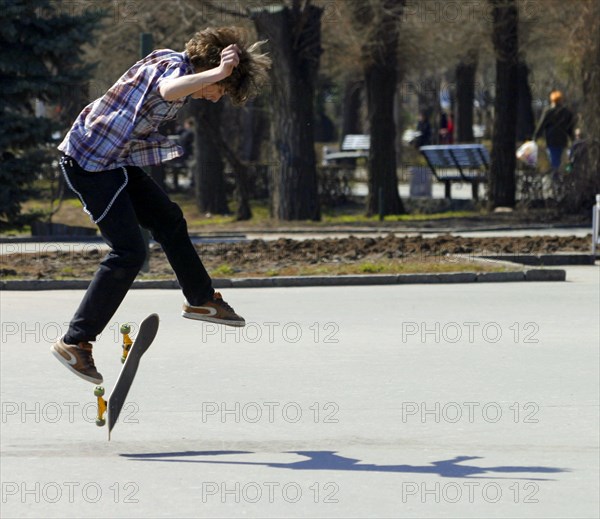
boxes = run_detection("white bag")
[516,140,538,167]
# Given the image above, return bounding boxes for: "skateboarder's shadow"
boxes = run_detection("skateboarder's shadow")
[121,451,566,481]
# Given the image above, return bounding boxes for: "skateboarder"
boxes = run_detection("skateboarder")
[51,27,271,384]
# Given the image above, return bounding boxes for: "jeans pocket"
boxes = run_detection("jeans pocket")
[59,156,128,223]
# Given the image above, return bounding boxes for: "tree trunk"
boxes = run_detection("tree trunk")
[236,98,270,214]
[394,89,404,172]
[489,0,519,208]
[516,60,535,142]
[240,97,268,163]
[190,100,229,215]
[365,61,403,215]
[252,4,322,221]
[572,0,600,213]
[209,126,253,221]
[455,49,478,143]
[359,0,406,216]
[341,80,363,142]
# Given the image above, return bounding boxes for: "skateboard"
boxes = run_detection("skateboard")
[94,313,159,440]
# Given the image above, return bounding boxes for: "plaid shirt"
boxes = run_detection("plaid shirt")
[58,50,193,171]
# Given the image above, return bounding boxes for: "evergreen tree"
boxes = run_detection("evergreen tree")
[0,0,103,225]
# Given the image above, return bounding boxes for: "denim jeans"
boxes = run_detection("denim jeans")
[60,156,214,343]
[546,146,564,170]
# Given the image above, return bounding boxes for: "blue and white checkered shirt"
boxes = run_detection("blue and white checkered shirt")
[58,50,193,172]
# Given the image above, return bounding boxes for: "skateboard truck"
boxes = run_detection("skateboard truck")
[94,386,106,426]
[120,324,133,363]
[94,323,133,427]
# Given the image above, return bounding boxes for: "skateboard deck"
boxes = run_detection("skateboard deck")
[95,313,159,440]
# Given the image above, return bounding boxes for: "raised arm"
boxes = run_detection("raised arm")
[158,44,240,101]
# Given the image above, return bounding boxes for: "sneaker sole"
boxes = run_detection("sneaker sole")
[50,345,103,384]
[181,311,245,327]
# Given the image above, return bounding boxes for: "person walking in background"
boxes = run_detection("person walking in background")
[414,110,431,148]
[533,90,575,171]
[439,109,454,144]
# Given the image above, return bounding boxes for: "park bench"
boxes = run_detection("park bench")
[419,144,490,200]
[323,134,370,166]
[319,134,370,205]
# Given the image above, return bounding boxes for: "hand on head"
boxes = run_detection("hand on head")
[219,44,240,78]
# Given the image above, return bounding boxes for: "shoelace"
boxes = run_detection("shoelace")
[213,292,235,313]
[77,342,98,369]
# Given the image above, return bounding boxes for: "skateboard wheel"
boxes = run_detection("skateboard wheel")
[96,418,106,427]
[120,324,131,334]
[94,386,105,397]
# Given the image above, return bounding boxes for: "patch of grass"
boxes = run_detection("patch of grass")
[170,194,482,229]
[210,264,236,277]
[359,262,386,273]
[171,196,273,228]
[257,259,519,278]
[321,210,481,224]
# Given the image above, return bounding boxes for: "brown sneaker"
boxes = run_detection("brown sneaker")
[182,292,246,327]
[51,338,103,384]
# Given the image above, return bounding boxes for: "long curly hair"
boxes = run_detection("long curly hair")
[185,27,271,106]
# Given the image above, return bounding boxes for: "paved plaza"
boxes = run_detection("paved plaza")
[1,266,598,517]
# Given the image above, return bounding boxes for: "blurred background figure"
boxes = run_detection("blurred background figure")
[413,110,431,148]
[439,109,454,144]
[169,118,195,191]
[533,90,575,171]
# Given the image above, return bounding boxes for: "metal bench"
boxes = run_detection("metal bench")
[419,144,490,200]
[323,134,370,165]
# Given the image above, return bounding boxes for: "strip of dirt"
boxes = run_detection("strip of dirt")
[0,234,591,280]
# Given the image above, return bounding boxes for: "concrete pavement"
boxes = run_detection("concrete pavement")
[1,266,598,518]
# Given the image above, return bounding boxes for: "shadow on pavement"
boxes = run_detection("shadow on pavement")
[120,451,567,481]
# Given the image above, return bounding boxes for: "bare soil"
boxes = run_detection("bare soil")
[0,234,591,280]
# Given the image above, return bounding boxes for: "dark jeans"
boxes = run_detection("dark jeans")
[60,156,214,343]
[547,146,564,170]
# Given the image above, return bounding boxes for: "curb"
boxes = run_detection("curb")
[481,253,595,266]
[0,269,566,290]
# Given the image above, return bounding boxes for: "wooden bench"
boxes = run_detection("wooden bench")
[419,144,490,200]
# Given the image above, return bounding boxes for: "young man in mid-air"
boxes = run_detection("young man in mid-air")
[51,27,271,384]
